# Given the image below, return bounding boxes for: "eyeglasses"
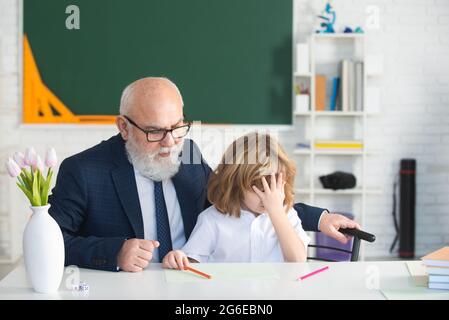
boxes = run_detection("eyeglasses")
[123,115,191,142]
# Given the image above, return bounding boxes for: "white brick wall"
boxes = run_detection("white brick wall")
[294,0,448,258]
[0,0,448,260]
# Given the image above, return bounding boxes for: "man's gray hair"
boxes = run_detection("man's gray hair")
[119,77,183,115]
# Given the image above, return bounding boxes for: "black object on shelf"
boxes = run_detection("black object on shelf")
[319,171,356,190]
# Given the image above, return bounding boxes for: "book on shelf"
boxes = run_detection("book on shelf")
[296,142,311,149]
[355,61,364,111]
[314,140,363,150]
[340,59,364,112]
[341,60,349,111]
[348,61,355,111]
[315,75,326,111]
[329,77,340,111]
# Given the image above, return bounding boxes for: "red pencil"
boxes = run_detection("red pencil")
[184,266,212,279]
[298,266,329,281]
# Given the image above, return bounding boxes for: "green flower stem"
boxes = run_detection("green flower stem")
[15,165,54,207]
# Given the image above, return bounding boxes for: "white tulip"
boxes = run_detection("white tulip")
[13,152,27,168]
[24,147,38,167]
[45,147,58,168]
[35,155,45,173]
[5,157,21,178]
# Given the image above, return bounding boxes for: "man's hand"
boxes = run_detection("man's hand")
[117,239,160,272]
[318,212,361,244]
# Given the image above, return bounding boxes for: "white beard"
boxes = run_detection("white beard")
[125,135,183,181]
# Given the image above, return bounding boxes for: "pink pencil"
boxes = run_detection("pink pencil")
[298,266,329,281]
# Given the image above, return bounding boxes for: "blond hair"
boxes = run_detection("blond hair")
[207,132,296,217]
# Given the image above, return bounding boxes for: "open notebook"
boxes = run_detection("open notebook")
[165,264,280,283]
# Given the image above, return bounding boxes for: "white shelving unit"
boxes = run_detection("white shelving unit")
[292,32,381,260]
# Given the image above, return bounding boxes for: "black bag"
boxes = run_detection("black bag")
[319,171,356,190]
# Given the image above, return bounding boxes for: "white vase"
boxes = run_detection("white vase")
[23,204,65,294]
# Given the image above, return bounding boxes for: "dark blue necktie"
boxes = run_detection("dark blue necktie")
[154,181,173,261]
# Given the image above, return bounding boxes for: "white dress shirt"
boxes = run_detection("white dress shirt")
[182,205,310,263]
[134,169,186,262]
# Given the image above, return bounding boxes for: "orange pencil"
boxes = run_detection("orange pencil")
[184,266,212,279]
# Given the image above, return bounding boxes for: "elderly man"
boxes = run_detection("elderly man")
[49,77,359,272]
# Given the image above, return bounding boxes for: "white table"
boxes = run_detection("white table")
[0,261,444,300]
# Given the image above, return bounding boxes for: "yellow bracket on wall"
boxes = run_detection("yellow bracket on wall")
[23,35,116,124]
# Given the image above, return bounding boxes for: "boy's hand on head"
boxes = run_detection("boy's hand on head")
[252,173,286,216]
[162,250,190,270]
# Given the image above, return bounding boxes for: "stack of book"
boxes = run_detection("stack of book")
[314,140,363,151]
[421,246,449,290]
[340,59,364,112]
[314,59,364,112]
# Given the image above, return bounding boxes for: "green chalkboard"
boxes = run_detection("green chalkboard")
[24,0,292,124]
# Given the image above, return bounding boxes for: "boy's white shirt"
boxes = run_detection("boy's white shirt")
[182,205,310,263]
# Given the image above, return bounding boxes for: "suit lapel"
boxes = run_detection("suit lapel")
[172,139,199,239]
[110,135,144,238]
[172,165,196,240]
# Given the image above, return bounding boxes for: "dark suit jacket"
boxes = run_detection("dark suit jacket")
[49,134,325,271]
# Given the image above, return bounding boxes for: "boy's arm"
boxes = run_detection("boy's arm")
[270,211,308,262]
